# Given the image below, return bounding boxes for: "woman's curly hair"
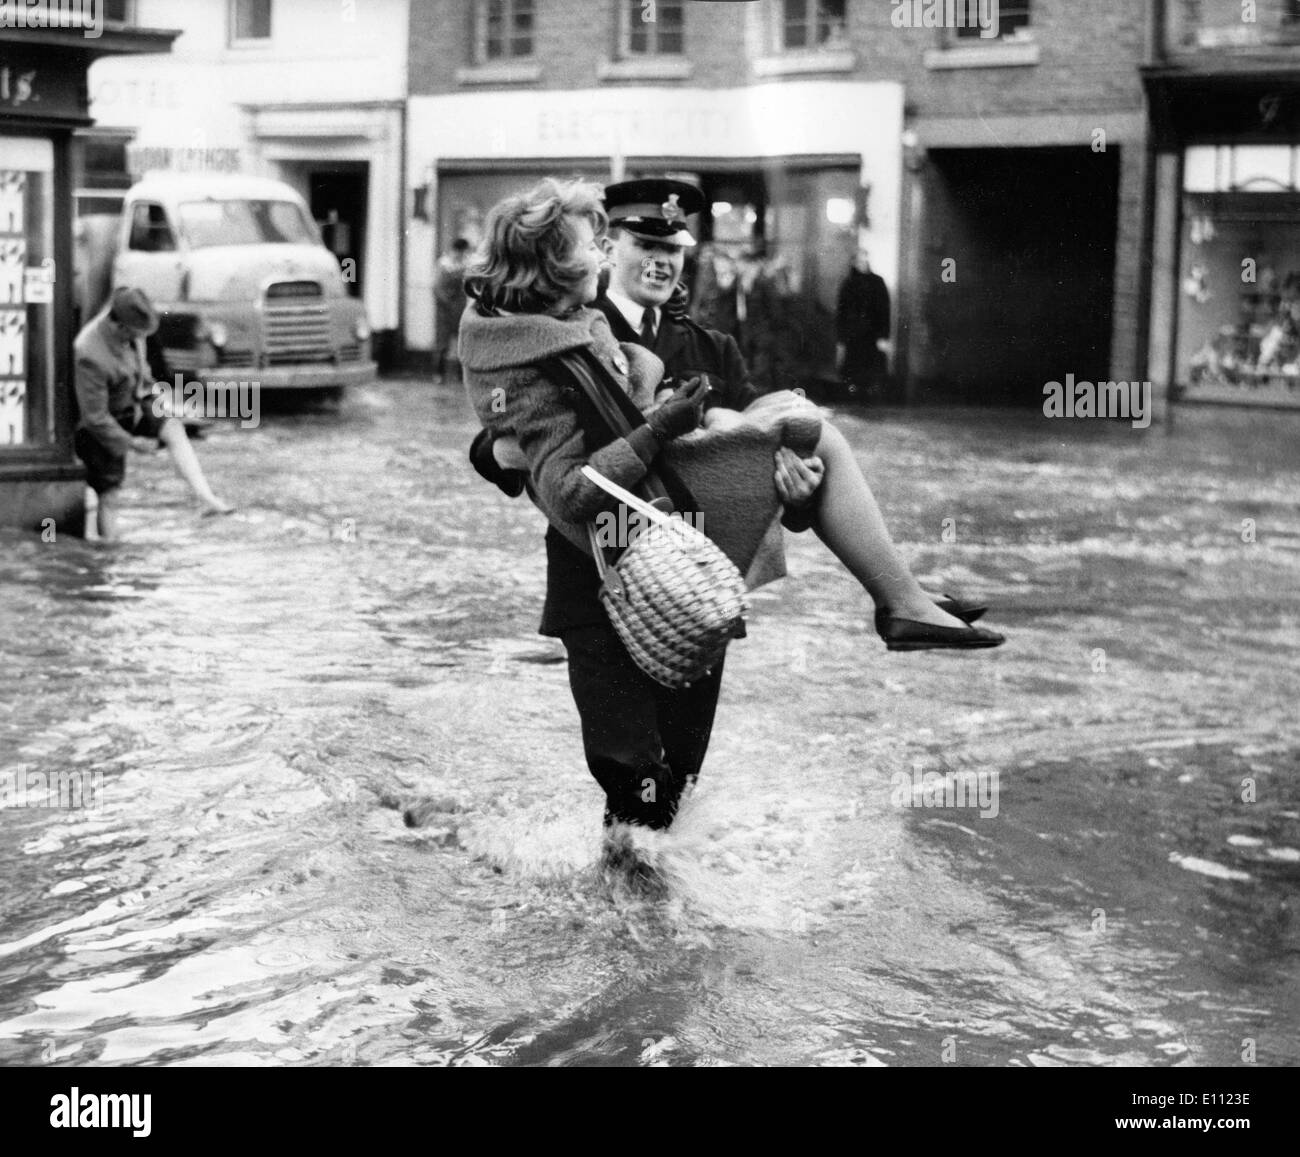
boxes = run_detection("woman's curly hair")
[464,178,607,314]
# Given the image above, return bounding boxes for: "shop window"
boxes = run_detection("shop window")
[780,0,848,50]
[128,203,177,253]
[955,0,1032,39]
[231,0,272,43]
[476,0,535,62]
[625,0,684,54]
[1177,144,1300,402]
[1,139,54,448]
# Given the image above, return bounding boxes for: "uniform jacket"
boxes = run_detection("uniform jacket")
[595,295,760,413]
[598,295,815,536]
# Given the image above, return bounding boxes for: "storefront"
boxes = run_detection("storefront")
[406,81,905,386]
[1145,63,1300,410]
[1174,143,1300,408]
[0,21,176,531]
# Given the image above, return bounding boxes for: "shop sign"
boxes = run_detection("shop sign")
[126,145,244,179]
[0,51,87,121]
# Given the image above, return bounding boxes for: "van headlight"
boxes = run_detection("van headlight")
[195,320,228,349]
[354,318,371,342]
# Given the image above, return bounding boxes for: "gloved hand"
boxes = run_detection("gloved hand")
[469,427,526,498]
[645,375,710,442]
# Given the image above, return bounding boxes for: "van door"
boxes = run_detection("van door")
[113,201,186,305]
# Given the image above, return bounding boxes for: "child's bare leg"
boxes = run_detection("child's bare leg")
[808,422,966,628]
[97,489,121,541]
[157,418,233,514]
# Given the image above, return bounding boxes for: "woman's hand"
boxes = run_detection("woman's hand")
[646,375,710,442]
[774,447,824,507]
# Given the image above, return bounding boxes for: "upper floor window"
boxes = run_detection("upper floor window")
[781,0,847,50]
[477,0,536,62]
[955,0,1032,40]
[1287,0,1300,23]
[102,0,134,22]
[625,0,684,55]
[231,0,272,44]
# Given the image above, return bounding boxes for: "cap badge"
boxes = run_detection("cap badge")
[661,194,682,223]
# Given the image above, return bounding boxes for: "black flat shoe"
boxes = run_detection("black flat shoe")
[931,593,987,623]
[875,594,987,637]
[877,614,1006,652]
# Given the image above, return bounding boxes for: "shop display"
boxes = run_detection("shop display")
[0,170,27,443]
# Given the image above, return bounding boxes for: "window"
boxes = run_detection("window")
[478,0,535,62]
[626,0,684,55]
[1287,0,1300,23]
[231,0,272,43]
[176,200,315,249]
[127,203,177,253]
[781,0,847,50]
[955,0,1031,40]
[102,0,134,22]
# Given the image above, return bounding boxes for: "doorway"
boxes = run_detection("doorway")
[915,146,1121,405]
[308,165,368,299]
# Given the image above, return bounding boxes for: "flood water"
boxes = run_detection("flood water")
[1,381,1297,1067]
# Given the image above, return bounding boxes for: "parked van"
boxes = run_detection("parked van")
[90,173,375,391]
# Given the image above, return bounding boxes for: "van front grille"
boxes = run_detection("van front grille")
[264,281,332,364]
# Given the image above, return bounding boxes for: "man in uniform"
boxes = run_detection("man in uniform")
[466,180,823,890]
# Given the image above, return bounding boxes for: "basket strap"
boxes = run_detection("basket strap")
[585,521,609,581]
[581,464,679,528]
[546,347,703,515]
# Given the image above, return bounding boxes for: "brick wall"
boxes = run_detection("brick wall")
[410,1,1148,112]
[408,1,1155,391]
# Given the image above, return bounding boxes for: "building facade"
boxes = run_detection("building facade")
[405,0,1153,407]
[85,0,408,365]
[406,0,909,390]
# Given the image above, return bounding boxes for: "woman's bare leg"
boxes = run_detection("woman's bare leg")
[808,422,966,628]
[701,398,971,629]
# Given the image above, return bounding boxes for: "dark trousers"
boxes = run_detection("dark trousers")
[561,623,726,831]
[842,341,888,397]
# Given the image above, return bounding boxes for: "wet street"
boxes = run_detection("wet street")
[1,379,1297,1067]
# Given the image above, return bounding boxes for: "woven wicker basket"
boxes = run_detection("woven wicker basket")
[582,465,748,689]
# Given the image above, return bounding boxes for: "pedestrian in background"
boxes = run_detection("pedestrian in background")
[74,287,234,541]
[836,247,891,399]
[433,237,471,381]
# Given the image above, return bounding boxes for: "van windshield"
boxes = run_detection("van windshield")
[176,199,316,248]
